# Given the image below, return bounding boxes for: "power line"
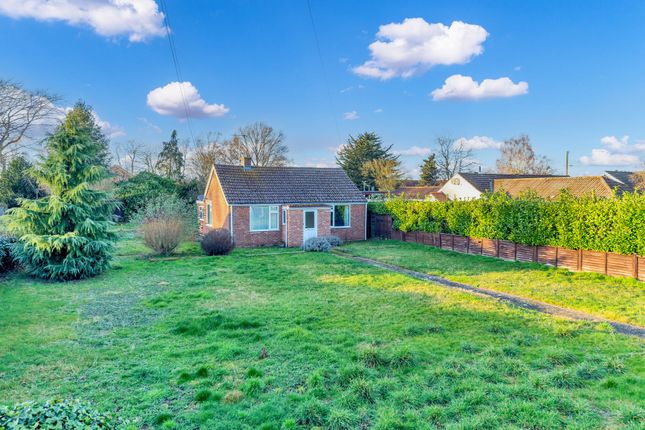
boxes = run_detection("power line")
[306,0,342,149]
[158,0,197,146]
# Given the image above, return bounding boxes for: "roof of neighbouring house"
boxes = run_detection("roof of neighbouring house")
[211,164,367,205]
[494,176,631,199]
[457,172,567,193]
[392,186,447,201]
[603,171,636,191]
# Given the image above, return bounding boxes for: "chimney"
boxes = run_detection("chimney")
[241,156,252,171]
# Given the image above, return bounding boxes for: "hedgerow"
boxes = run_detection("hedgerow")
[370,190,645,255]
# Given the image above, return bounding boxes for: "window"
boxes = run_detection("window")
[250,205,279,231]
[206,203,212,225]
[451,178,460,185]
[282,208,287,225]
[198,206,204,221]
[304,211,315,229]
[331,205,350,228]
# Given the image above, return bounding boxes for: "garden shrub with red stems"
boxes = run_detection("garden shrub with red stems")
[200,228,235,255]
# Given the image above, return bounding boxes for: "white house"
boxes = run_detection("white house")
[439,172,565,200]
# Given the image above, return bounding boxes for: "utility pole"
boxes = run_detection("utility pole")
[565,151,569,176]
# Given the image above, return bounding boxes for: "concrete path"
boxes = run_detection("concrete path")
[333,250,645,339]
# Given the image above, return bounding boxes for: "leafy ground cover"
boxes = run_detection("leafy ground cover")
[342,240,645,327]
[0,234,643,429]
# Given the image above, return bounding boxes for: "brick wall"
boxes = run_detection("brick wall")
[331,203,366,242]
[286,209,303,247]
[232,206,284,247]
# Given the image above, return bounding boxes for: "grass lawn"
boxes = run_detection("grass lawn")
[342,240,645,327]
[0,233,644,429]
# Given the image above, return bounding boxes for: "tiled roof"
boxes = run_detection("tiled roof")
[213,164,366,205]
[459,172,565,193]
[494,176,631,199]
[604,171,636,191]
[392,186,446,201]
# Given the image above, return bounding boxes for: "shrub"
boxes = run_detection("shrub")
[370,190,645,255]
[303,237,332,252]
[0,235,17,273]
[319,235,343,247]
[135,194,196,256]
[114,172,177,222]
[0,399,125,429]
[141,220,183,256]
[200,229,234,255]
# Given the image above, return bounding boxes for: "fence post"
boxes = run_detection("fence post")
[514,243,518,261]
[633,254,638,279]
[495,239,500,257]
[555,247,559,268]
[604,251,608,274]
[577,249,583,271]
[466,237,470,254]
[451,234,455,251]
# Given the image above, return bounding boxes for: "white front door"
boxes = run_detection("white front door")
[303,210,317,243]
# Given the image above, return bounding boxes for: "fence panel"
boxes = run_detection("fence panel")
[516,244,537,262]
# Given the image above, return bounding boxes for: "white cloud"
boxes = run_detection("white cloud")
[395,145,432,157]
[579,149,640,166]
[327,143,346,154]
[431,75,528,100]
[147,81,229,119]
[93,112,125,139]
[579,135,645,166]
[137,117,161,133]
[374,108,383,113]
[454,136,501,150]
[343,110,359,120]
[304,159,336,168]
[0,0,166,42]
[353,18,488,80]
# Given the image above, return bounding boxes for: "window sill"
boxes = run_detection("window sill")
[250,229,280,233]
[331,225,352,229]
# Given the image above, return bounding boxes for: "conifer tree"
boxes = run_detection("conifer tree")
[336,132,398,189]
[419,153,438,185]
[6,103,116,280]
[156,130,184,180]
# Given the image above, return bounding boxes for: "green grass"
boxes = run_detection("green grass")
[342,240,645,327]
[0,234,643,429]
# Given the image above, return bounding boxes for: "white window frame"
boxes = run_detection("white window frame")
[250,205,280,232]
[198,206,204,221]
[206,202,212,226]
[330,204,351,228]
[282,208,287,225]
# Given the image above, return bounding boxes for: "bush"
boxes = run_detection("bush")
[141,220,184,256]
[0,235,17,273]
[114,172,177,222]
[371,190,645,255]
[303,237,332,252]
[0,399,126,429]
[136,194,196,256]
[319,235,343,247]
[200,229,234,255]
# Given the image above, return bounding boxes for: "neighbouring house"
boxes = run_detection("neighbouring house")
[391,185,447,201]
[494,175,633,199]
[439,172,565,200]
[197,158,367,247]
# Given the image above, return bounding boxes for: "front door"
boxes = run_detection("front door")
[303,210,317,243]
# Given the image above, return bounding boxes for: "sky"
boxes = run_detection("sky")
[1,0,644,177]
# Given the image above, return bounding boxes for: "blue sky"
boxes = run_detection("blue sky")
[1,0,644,177]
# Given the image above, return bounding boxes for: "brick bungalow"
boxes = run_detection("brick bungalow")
[197,158,367,247]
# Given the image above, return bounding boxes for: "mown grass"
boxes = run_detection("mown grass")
[342,240,645,327]
[0,234,643,429]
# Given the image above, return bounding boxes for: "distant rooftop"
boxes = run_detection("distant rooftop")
[458,172,566,193]
[494,176,631,199]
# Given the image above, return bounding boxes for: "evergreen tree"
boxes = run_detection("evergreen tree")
[6,103,116,280]
[67,101,111,166]
[0,155,40,208]
[156,130,184,180]
[419,153,438,185]
[336,132,398,189]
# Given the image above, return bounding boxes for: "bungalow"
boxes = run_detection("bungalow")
[439,172,565,200]
[197,158,367,247]
[494,175,633,199]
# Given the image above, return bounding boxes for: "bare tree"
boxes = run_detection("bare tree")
[0,80,60,170]
[496,135,553,174]
[188,133,226,185]
[141,149,159,174]
[117,140,145,175]
[435,136,475,180]
[231,122,290,166]
[361,158,402,191]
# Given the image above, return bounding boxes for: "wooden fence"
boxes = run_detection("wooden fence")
[369,214,644,281]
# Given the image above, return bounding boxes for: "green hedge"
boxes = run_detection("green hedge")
[369,191,645,255]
